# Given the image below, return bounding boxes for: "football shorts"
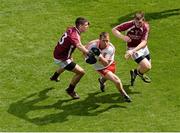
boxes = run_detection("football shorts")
[54,58,75,70]
[128,46,150,62]
[97,62,116,76]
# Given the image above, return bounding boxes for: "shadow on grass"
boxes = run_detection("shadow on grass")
[111,8,180,27]
[7,86,138,125]
[123,84,140,95]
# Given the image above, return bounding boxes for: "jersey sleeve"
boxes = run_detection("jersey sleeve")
[70,32,81,47]
[115,21,134,31]
[142,22,150,41]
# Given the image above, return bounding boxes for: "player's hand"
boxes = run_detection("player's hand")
[86,52,97,64]
[124,50,134,60]
[123,36,131,43]
[70,57,74,61]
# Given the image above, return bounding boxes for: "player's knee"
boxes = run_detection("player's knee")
[145,63,152,71]
[114,78,121,85]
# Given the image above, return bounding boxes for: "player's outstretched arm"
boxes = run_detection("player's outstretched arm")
[76,42,89,55]
[112,27,131,43]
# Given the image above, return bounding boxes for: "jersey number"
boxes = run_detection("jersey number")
[59,32,67,45]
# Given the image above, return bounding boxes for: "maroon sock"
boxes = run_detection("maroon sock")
[66,84,75,92]
[51,72,60,79]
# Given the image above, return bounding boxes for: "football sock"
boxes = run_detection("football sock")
[66,84,75,92]
[51,72,60,79]
[137,70,143,76]
[100,77,106,84]
[134,69,138,76]
[119,90,127,97]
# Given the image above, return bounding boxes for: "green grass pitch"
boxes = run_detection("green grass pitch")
[0,0,180,131]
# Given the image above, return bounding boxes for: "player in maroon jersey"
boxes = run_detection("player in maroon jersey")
[50,17,90,99]
[112,11,152,86]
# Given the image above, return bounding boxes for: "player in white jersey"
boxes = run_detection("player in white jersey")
[86,32,131,102]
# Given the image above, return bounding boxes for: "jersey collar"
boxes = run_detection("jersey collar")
[75,27,80,35]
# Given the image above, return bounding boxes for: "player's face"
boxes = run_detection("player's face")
[100,36,109,47]
[79,22,89,32]
[134,18,144,28]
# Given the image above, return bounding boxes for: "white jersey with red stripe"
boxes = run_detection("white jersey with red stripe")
[86,40,115,70]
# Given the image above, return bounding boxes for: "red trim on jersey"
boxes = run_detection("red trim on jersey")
[99,42,110,50]
[97,40,100,49]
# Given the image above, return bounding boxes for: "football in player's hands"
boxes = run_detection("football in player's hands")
[85,53,97,64]
[90,47,100,56]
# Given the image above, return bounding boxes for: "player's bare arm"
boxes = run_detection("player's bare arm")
[76,42,89,55]
[98,54,111,66]
[125,40,147,59]
[112,28,131,42]
[84,40,98,56]
[132,40,147,53]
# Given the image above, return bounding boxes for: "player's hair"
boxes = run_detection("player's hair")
[99,32,109,39]
[75,17,89,27]
[134,11,145,20]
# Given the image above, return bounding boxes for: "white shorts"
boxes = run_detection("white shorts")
[54,58,72,68]
[128,46,150,60]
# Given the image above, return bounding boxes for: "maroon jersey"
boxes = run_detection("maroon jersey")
[53,27,80,60]
[115,20,149,47]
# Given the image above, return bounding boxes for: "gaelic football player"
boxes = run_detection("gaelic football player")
[112,11,152,86]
